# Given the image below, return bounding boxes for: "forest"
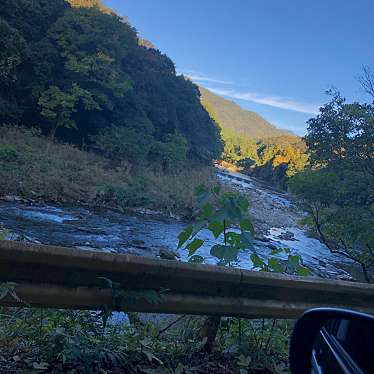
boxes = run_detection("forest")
[0,0,223,166]
[199,87,309,189]
[290,87,374,283]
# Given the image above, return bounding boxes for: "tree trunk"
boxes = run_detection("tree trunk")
[50,123,59,141]
[127,312,143,326]
[198,315,221,353]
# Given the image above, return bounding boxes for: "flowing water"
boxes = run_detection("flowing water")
[0,171,353,280]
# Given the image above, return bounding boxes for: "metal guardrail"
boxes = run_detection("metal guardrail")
[1,240,374,318]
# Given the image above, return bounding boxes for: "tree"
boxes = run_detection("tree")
[358,65,374,100]
[305,90,374,177]
[290,91,374,282]
[0,0,223,165]
[39,83,99,139]
[93,122,154,163]
[0,19,27,123]
[150,133,189,169]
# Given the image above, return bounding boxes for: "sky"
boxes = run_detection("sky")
[104,0,374,135]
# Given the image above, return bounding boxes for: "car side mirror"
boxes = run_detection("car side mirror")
[289,308,374,373]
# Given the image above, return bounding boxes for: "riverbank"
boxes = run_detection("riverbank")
[0,126,354,280]
[217,170,304,238]
[0,126,304,239]
[0,126,216,217]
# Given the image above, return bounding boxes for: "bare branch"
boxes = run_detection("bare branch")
[358,65,374,100]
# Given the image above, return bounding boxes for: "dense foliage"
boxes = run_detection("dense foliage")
[179,185,310,275]
[200,87,308,188]
[225,135,308,189]
[0,0,222,164]
[0,306,291,373]
[0,126,216,215]
[289,90,374,282]
[178,185,255,265]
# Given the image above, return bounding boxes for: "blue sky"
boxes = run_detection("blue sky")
[104,0,374,135]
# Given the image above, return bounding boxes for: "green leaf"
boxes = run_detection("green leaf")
[288,254,301,266]
[195,184,206,196]
[210,245,226,259]
[268,257,284,273]
[126,290,163,305]
[225,197,242,222]
[143,349,163,365]
[192,220,206,236]
[200,203,213,220]
[240,218,255,235]
[226,231,246,248]
[223,246,240,262]
[211,212,226,225]
[236,195,250,211]
[0,282,17,299]
[270,248,283,255]
[98,277,120,290]
[211,245,239,263]
[297,266,310,276]
[0,285,11,300]
[0,229,9,241]
[250,253,263,268]
[186,238,204,256]
[177,225,193,248]
[139,290,162,304]
[241,231,253,248]
[33,362,49,370]
[196,191,211,205]
[208,221,224,238]
[189,255,204,264]
[212,186,220,195]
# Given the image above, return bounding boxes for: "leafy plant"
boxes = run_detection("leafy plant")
[0,145,19,162]
[178,184,254,265]
[96,177,151,208]
[0,282,18,301]
[98,277,167,327]
[0,227,9,240]
[250,247,310,276]
[289,90,374,282]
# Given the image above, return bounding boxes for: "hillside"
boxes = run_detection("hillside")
[198,86,308,189]
[0,0,222,164]
[199,86,294,140]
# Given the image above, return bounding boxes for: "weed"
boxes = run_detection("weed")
[0,125,216,215]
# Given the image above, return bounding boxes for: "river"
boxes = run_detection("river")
[0,169,352,281]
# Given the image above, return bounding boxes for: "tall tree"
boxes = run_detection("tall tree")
[290,91,374,282]
[0,0,223,163]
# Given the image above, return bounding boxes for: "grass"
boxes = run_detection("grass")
[0,126,293,372]
[0,125,216,216]
[0,307,291,373]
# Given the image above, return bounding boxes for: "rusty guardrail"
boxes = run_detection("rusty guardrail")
[1,240,374,318]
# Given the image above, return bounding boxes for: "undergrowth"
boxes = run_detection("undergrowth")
[0,308,291,373]
[0,126,216,216]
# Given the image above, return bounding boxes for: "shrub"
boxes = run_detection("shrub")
[0,125,216,215]
[0,145,19,162]
[93,124,154,163]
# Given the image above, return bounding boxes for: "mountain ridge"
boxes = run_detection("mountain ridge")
[199,86,297,141]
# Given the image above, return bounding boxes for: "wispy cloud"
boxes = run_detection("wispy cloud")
[207,87,320,115]
[177,69,233,85]
[188,75,233,84]
[178,68,320,114]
